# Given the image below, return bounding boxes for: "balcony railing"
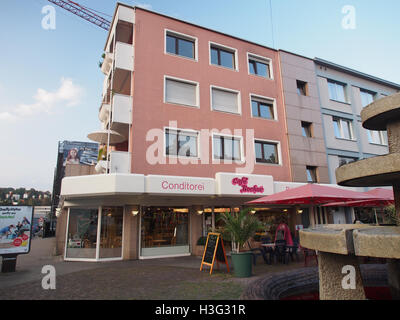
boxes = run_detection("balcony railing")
[95,151,131,174]
[110,151,131,173]
[112,93,132,125]
[114,41,134,72]
[101,52,113,75]
[98,92,132,127]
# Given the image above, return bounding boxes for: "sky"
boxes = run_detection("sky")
[1,0,400,192]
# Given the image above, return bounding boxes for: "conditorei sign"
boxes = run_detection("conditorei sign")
[145,175,215,195]
[215,173,274,196]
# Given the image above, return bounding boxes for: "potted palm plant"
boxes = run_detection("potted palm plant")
[218,208,264,277]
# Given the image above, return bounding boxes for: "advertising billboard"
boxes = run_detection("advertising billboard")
[59,141,99,167]
[0,206,34,255]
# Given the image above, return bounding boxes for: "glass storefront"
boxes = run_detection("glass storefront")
[141,207,189,257]
[65,206,123,261]
[99,207,123,259]
[66,208,98,259]
[202,207,240,236]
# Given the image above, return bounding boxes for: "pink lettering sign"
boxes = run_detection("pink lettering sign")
[161,180,205,192]
[232,177,264,194]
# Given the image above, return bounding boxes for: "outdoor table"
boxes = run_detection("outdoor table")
[261,243,298,264]
[262,243,296,250]
[262,243,275,248]
[68,239,82,248]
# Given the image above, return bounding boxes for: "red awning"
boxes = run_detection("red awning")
[246,184,378,206]
[322,188,394,207]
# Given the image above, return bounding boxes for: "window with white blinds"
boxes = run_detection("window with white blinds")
[211,87,240,114]
[165,77,198,107]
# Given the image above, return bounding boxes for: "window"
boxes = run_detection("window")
[328,80,346,103]
[66,208,98,259]
[141,207,189,251]
[66,207,123,261]
[297,80,308,96]
[165,129,198,157]
[255,140,279,164]
[213,135,242,161]
[210,44,236,69]
[251,96,275,120]
[165,77,198,107]
[333,117,354,140]
[360,89,375,107]
[248,54,271,78]
[367,130,388,145]
[338,156,358,167]
[211,87,240,114]
[301,121,313,137]
[306,166,318,183]
[166,31,195,59]
[99,207,123,259]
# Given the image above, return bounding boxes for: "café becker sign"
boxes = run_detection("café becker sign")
[215,173,273,196]
[231,177,264,194]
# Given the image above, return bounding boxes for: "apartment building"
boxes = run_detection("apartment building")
[57,3,400,261]
[314,58,400,223]
[59,4,297,261]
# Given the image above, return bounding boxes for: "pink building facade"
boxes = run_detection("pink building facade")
[58,4,306,261]
[130,8,291,180]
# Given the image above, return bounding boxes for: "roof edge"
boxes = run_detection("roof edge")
[315,57,400,90]
[104,2,278,53]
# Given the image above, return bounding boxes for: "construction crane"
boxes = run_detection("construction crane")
[47,0,111,30]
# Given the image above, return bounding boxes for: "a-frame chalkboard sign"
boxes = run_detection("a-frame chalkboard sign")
[200,232,230,275]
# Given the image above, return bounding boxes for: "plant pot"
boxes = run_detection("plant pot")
[231,252,253,278]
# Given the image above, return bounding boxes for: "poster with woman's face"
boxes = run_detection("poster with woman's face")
[61,141,98,167]
[0,207,33,255]
[65,148,80,165]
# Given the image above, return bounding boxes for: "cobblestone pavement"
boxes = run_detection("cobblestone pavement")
[0,238,309,300]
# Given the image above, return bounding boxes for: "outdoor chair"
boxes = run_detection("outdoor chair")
[261,235,272,243]
[246,241,270,265]
[301,247,318,267]
[288,238,300,262]
[274,240,290,264]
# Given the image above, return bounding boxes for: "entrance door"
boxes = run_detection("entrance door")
[99,207,123,259]
[344,207,353,224]
[65,206,123,261]
[140,207,190,258]
[301,208,310,228]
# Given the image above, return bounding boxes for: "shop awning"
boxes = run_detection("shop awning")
[322,188,394,207]
[246,183,378,206]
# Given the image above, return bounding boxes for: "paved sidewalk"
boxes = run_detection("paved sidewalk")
[0,238,308,300]
[0,238,105,289]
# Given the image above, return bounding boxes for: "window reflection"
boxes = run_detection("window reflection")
[66,208,98,259]
[99,207,123,259]
[141,207,188,249]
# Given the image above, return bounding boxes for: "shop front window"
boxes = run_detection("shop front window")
[99,207,123,259]
[202,207,239,237]
[66,208,98,259]
[141,207,189,251]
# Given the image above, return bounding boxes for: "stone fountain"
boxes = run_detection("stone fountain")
[300,93,400,300]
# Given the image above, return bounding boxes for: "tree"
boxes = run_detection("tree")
[384,205,400,226]
[218,208,264,253]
